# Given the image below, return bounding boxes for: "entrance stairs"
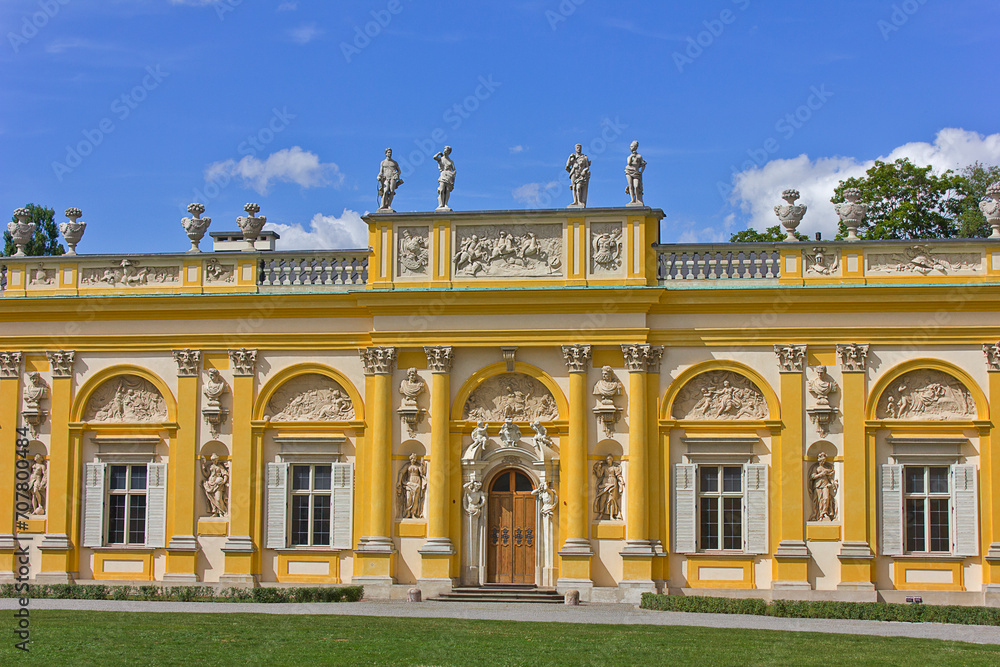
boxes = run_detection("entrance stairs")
[429,585,564,604]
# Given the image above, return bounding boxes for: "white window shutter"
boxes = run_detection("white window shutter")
[673,464,697,554]
[82,463,106,548]
[880,464,904,556]
[952,464,978,557]
[331,462,354,550]
[266,463,289,550]
[145,463,167,548]
[745,464,768,554]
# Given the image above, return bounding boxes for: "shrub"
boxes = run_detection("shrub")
[172,586,211,602]
[78,585,110,600]
[222,587,252,601]
[111,586,133,600]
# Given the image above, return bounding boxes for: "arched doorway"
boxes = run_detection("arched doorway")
[487,469,536,584]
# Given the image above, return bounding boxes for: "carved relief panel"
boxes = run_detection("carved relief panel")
[866,246,982,276]
[453,223,562,278]
[83,375,168,422]
[265,373,355,421]
[396,226,430,278]
[589,222,623,275]
[671,370,768,420]
[875,369,975,420]
[462,373,559,421]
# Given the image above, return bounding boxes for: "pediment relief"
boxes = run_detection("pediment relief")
[463,373,559,421]
[265,373,355,422]
[671,370,768,420]
[84,375,168,423]
[876,369,975,420]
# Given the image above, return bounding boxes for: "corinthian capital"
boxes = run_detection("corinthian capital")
[621,344,663,373]
[561,345,592,373]
[361,346,397,375]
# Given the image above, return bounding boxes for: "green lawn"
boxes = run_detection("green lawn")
[2,611,999,666]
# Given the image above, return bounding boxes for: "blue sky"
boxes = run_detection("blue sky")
[2,0,999,254]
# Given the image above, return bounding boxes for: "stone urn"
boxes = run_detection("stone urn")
[8,208,35,257]
[773,189,807,242]
[236,203,266,251]
[181,203,212,252]
[981,182,1000,240]
[835,187,868,242]
[59,208,87,255]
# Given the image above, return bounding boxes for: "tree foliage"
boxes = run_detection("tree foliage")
[955,162,1000,238]
[4,203,66,256]
[729,225,808,243]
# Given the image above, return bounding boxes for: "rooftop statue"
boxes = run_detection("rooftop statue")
[377,148,404,212]
[565,144,590,208]
[434,146,456,212]
[624,141,646,207]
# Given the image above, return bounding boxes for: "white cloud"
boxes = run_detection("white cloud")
[265,210,368,250]
[509,145,526,154]
[729,128,1000,239]
[512,181,560,205]
[205,147,343,195]
[288,23,323,44]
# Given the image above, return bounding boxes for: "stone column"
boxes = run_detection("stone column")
[355,346,397,594]
[221,348,257,585]
[984,344,1000,602]
[558,345,593,593]
[619,344,662,601]
[165,349,201,582]
[0,353,23,582]
[645,350,666,587]
[835,344,875,595]
[772,345,810,590]
[419,346,455,593]
[38,351,75,584]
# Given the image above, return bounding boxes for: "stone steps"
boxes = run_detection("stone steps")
[430,586,564,604]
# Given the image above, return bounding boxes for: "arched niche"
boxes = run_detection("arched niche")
[867,360,985,421]
[453,362,567,423]
[73,367,175,423]
[254,364,363,423]
[664,363,775,421]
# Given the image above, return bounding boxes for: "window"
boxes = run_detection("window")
[904,466,950,553]
[290,465,332,547]
[881,463,978,557]
[107,465,147,545]
[698,466,743,551]
[674,462,767,555]
[82,461,167,549]
[266,461,352,550]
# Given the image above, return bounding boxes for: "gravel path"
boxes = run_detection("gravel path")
[4,598,1000,645]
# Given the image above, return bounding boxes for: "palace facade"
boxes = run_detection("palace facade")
[3,204,1000,604]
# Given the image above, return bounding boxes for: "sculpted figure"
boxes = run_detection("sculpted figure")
[398,230,428,274]
[624,141,646,206]
[565,144,591,208]
[28,455,47,515]
[204,369,228,409]
[807,366,836,407]
[397,453,428,519]
[808,452,838,522]
[24,371,48,411]
[593,455,624,520]
[463,478,486,517]
[399,368,426,410]
[433,146,456,211]
[466,420,489,460]
[201,454,230,517]
[532,481,557,516]
[499,417,521,447]
[377,148,404,212]
[529,420,552,458]
[593,366,622,406]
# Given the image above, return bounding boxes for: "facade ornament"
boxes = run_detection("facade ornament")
[398,229,429,275]
[463,476,485,517]
[808,452,838,522]
[463,420,490,461]
[982,183,1000,239]
[360,346,397,375]
[621,343,663,373]
[205,258,233,283]
[172,349,201,377]
[453,226,562,278]
[804,247,839,276]
[532,481,557,516]
[433,146,456,212]
[500,346,517,372]
[22,371,49,438]
[561,344,592,373]
[46,350,75,378]
[376,147,403,212]
[591,226,623,272]
[774,344,807,372]
[423,346,453,374]
[835,187,868,242]
[236,203,266,251]
[84,375,168,422]
[265,374,354,422]
[671,370,768,420]
[397,453,427,519]
[202,369,230,438]
[867,246,980,276]
[529,420,553,459]
[592,365,623,438]
[8,208,35,257]
[593,455,624,520]
[876,369,975,421]
[463,372,558,421]
[806,366,839,437]
[773,189,806,242]
[398,368,427,437]
[181,203,211,252]
[201,454,230,517]
[836,343,869,373]
[29,263,54,286]
[0,351,22,378]
[565,143,591,208]
[984,342,1000,372]
[624,140,646,207]
[499,418,521,447]
[228,348,257,377]
[28,455,47,515]
[60,208,87,255]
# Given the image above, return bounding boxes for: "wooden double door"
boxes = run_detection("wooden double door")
[487,469,536,584]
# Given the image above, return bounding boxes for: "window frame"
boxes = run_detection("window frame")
[289,463,333,548]
[903,465,951,555]
[106,463,149,547]
[696,464,746,553]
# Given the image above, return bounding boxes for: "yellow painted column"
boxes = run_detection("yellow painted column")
[646,358,666,584]
[836,344,875,592]
[772,345,810,589]
[38,351,75,584]
[0,353,23,580]
[558,345,593,587]
[419,346,455,583]
[165,350,201,582]
[355,347,397,585]
[984,351,1000,597]
[221,348,257,585]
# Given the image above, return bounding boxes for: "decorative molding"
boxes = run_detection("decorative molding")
[46,350,75,378]
[875,369,975,421]
[360,346,397,375]
[592,366,623,438]
[398,368,427,437]
[984,342,1000,372]
[671,370,768,421]
[774,344,807,373]
[836,343,869,373]
[0,351,22,378]
[172,349,201,377]
[561,344,592,373]
[228,348,257,377]
[423,346,453,374]
[83,375,168,423]
[621,344,663,373]
[202,369,230,438]
[265,373,355,422]
[22,371,49,438]
[500,347,517,372]
[462,372,558,421]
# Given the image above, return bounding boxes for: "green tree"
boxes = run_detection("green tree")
[830,158,967,240]
[954,162,1000,238]
[4,203,66,256]
[729,224,808,243]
